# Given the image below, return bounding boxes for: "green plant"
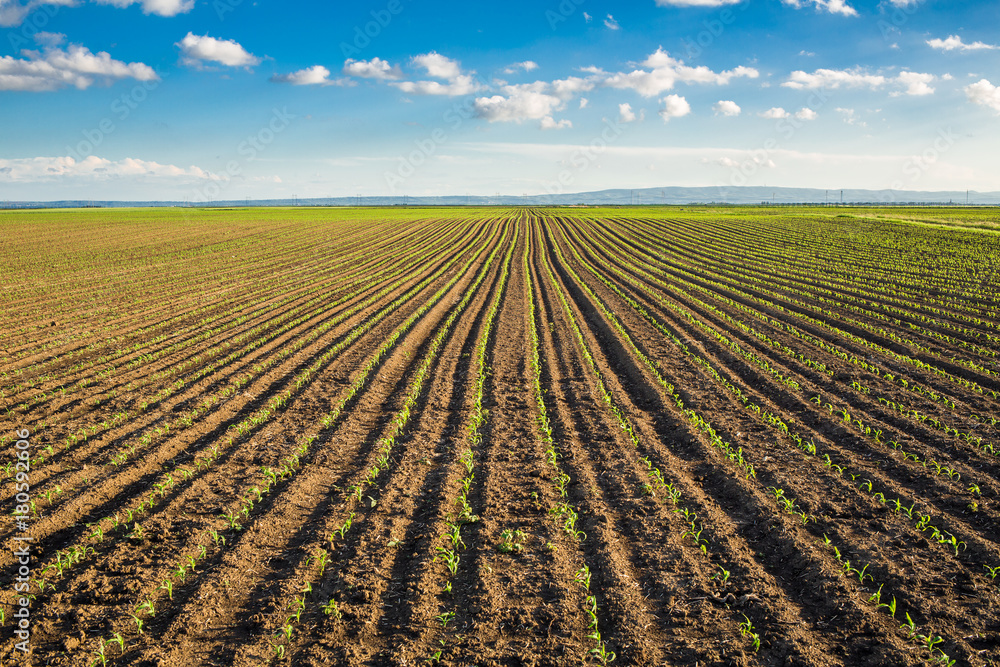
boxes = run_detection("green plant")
[497,528,526,553]
[739,614,761,652]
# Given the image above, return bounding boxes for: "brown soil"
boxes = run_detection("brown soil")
[1,208,998,667]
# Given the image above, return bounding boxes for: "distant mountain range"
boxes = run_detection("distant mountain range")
[3,186,999,208]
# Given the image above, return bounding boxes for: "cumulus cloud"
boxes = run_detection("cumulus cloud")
[270,65,348,86]
[966,79,1000,114]
[0,42,157,91]
[927,35,997,52]
[471,71,600,127]
[393,75,480,96]
[32,31,65,47]
[713,100,741,116]
[94,0,194,17]
[895,71,934,96]
[389,52,483,96]
[618,102,637,123]
[783,67,885,90]
[783,67,935,96]
[1,0,192,27]
[781,0,858,17]
[759,107,789,119]
[551,75,595,99]
[579,97,589,109]
[410,52,462,80]
[836,107,866,127]
[604,14,620,30]
[342,57,403,80]
[503,61,539,74]
[0,155,214,182]
[757,107,816,121]
[177,33,260,68]
[473,85,565,127]
[658,94,690,121]
[540,116,572,130]
[604,48,758,97]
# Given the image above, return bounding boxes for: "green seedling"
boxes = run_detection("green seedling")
[739,614,761,652]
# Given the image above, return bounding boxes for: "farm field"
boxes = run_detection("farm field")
[1,205,1000,666]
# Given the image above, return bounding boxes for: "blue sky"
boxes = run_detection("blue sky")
[0,0,997,201]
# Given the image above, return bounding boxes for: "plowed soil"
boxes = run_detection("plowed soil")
[1,206,999,667]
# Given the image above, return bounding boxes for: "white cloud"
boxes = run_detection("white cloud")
[604,14,620,30]
[0,42,157,91]
[551,75,596,99]
[411,52,462,80]
[471,71,598,126]
[390,52,483,96]
[604,47,758,97]
[783,67,885,90]
[835,107,866,127]
[271,65,347,86]
[579,98,589,109]
[783,67,934,96]
[799,50,815,57]
[540,116,572,130]
[658,94,690,121]
[583,11,592,21]
[654,0,742,5]
[503,61,539,74]
[759,107,789,119]
[781,0,858,17]
[795,107,818,120]
[177,33,260,68]
[0,155,214,182]
[966,79,1000,114]
[343,57,403,80]
[927,35,997,52]
[94,0,194,17]
[33,31,65,47]
[0,0,192,27]
[895,71,934,96]
[619,102,636,123]
[714,100,741,116]
[393,75,480,96]
[474,85,565,127]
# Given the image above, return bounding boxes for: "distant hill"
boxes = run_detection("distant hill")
[3,186,999,208]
